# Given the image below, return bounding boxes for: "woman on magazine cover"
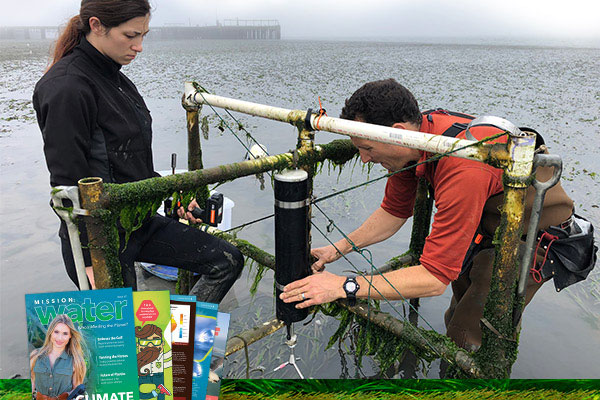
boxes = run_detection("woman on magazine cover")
[32,0,243,301]
[30,314,87,400]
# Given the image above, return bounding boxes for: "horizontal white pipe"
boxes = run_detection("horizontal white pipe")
[184,83,491,162]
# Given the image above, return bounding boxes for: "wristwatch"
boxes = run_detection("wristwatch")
[343,276,360,306]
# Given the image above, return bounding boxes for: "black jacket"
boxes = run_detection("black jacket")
[33,36,157,187]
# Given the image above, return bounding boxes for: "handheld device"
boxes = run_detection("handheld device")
[190,193,224,227]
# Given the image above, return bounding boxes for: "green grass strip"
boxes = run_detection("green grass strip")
[2,379,599,400]
[220,379,600,398]
[220,391,598,400]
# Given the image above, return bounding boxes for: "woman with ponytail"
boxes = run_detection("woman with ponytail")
[33,0,244,302]
[30,315,87,400]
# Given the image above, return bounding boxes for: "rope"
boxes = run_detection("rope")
[193,89,510,366]
[309,214,449,364]
[193,88,274,180]
[307,131,509,366]
[315,96,327,130]
[222,131,507,232]
[313,131,508,205]
[231,334,251,378]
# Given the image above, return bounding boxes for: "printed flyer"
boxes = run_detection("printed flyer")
[25,288,139,400]
[191,302,218,400]
[169,295,196,400]
[133,290,173,400]
[205,312,230,400]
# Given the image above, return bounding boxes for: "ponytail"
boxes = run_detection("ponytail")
[49,15,84,69]
[47,0,151,70]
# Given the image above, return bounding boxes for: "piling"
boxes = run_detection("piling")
[78,177,117,289]
[475,132,536,377]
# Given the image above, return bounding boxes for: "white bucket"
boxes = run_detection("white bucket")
[139,170,235,281]
[212,190,234,231]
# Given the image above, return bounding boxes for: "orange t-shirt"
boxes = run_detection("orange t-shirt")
[381,111,506,284]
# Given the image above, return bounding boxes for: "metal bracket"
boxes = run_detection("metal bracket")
[51,186,90,290]
[272,332,305,379]
[465,115,524,140]
[513,153,562,326]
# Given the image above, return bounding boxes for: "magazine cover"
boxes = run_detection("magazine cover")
[169,295,196,400]
[205,312,230,400]
[133,291,173,400]
[25,288,139,400]
[191,302,218,400]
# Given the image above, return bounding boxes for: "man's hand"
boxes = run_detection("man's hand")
[177,199,203,224]
[280,271,346,308]
[310,245,343,273]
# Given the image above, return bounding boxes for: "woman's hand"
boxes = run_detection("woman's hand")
[310,245,342,273]
[280,271,346,308]
[177,199,203,224]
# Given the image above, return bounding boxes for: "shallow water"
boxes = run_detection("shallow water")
[1,39,599,379]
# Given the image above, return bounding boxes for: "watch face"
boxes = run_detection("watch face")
[345,281,357,292]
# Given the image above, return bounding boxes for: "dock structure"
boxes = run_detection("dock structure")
[0,19,281,41]
[0,26,59,40]
[147,19,281,40]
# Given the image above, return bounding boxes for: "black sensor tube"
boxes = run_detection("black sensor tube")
[274,169,310,325]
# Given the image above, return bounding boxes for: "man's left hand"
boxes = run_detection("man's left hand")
[280,271,346,308]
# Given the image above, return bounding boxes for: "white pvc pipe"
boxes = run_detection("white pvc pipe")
[51,186,90,291]
[184,82,488,162]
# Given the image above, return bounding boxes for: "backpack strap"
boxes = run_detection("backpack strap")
[422,108,475,124]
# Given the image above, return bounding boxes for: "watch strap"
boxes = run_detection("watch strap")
[343,276,360,306]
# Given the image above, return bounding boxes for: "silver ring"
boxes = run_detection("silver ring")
[301,292,305,300]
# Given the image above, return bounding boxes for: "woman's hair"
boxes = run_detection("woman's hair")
[30,314,87,387]
[50,0,151,67]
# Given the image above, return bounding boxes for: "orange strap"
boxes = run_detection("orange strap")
[530,231,559,283]
[315,96,327,130]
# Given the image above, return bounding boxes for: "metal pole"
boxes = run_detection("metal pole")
[183,83,501,164]
[225,318,285,356]
[477,132,536,378]
[513,153,562,326]
[51,186,90,290]
[180,99,206,294]
[78,177,118,289]
[103,140,358,210]
[182,99,204,171]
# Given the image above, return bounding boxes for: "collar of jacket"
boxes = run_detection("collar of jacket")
[76,35,122,80]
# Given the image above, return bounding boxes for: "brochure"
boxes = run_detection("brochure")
[191,302,218,400]
[205,312,230,400]
[133,290,173,400]
[169,295,196,400]
[26,288,139,400]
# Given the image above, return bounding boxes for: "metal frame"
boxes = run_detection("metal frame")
[50,82,563,378]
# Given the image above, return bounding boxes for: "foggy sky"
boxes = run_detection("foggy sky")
[2,0,599,43]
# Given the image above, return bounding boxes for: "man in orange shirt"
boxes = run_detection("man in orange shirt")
[280,79,589,351]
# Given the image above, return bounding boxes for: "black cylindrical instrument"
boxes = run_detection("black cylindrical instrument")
[274,169,310,326]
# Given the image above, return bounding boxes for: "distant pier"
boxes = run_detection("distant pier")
[148,20,281,40]
[0,19,281,41]
[0,26,59,40]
